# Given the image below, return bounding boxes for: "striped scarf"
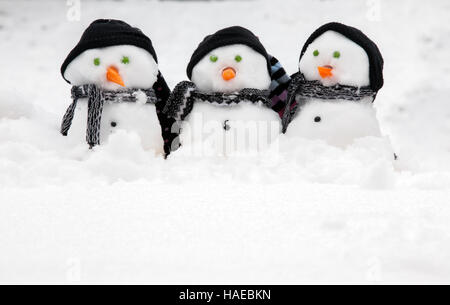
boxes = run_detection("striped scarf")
[268,56,291,118]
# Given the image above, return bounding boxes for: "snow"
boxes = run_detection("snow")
[191,44,271,93]
[299,30,371,87]
[1,0,450,284]
[64,45,159,90]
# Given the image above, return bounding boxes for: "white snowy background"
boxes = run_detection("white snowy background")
[0,0,449,284]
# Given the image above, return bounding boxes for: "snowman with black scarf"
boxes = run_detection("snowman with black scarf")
[283,22,389,148]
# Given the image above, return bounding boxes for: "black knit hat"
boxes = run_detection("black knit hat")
[61,19,158,84]
[300,22,384,92]
[186,26,271,79]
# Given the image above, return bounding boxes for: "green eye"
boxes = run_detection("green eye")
[210,55,218,63]
[235,55,242,62]
[122,56,130,64]
[333,51,341,59]
[94,58,101,66]
[313,50,319,57]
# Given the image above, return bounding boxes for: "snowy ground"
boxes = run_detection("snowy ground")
[0,0,450,284]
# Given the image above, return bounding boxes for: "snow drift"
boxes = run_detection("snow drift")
[0,0,450,284]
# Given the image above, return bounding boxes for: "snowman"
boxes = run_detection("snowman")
[164,26,281,156]
[60,19,172,154]
[282,22,385,147]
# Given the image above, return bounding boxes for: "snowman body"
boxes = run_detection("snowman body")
[285,97,381,147]
[181,101,280,156]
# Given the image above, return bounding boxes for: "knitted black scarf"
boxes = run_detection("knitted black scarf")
[282,72,378,132]
[164,81,272,121]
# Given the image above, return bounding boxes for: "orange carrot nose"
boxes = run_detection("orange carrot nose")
[106,66,125,87]
[222,67,236,81]
[318,66,333,79]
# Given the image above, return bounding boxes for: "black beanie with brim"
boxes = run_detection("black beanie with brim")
[300,22,384,92]
[61,19,158,84]
[186,26,271,80]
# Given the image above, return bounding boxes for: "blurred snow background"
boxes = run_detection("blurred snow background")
[0,0,449,284]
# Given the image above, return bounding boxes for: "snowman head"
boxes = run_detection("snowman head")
[299,23,384,91]
[300,31,370,87]
[187,26,272,93]
[191,44,271,93]
[61,19,159,91]
[64,45,158,91]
